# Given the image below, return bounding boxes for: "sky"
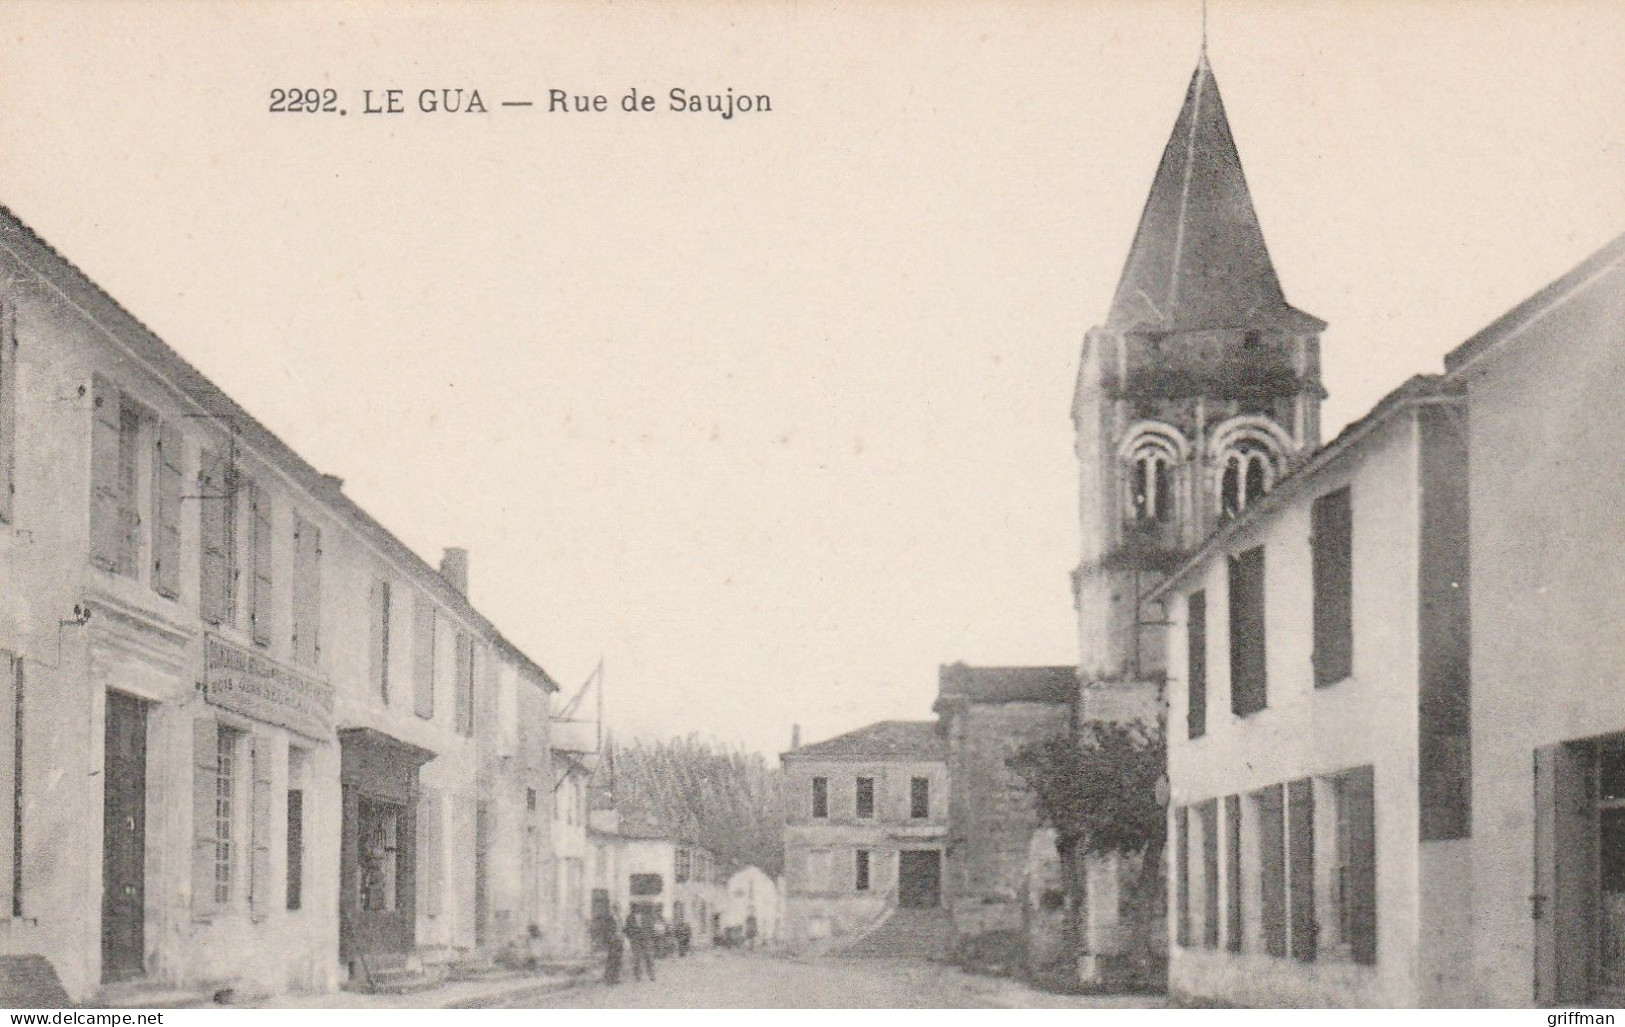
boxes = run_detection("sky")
[0,1,1621,756]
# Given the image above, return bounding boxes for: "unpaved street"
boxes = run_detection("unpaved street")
[474,950,1164,1009]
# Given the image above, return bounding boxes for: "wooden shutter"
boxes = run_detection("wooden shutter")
[1257,783,1287,957]
[1187,591,1207,739]
[1346,764,1378,966]
[1175,805,1191,947]
[152,421,183,599]
[454,630,473,736]
[1288,777,1317,961]
[1200,799,1219,948]
[419,787,443,916]
[1312,487,1354,686]
[286,788,304,911]
[88,375,123,572]
[198,448,231,625]
[1229,547,1268,715]
[0,299,16,525]
[249,483,273,646]
[249,734,273,915]
[291,516,321,666]
[191,717,219,913]
[369,578,390,703]
[413,599,435,719]
[1224,794,1242,952]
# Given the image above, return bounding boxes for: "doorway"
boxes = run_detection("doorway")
[1534,737,1625,1004]
[101,692,147,983]
[898,849,941,909]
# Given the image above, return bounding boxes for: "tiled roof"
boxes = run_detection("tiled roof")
[1108,55,1322,335]
[0,204,559,692]
[934,664,1076,710]
[784,720,944,762]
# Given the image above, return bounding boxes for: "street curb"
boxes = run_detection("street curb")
[444,973,596,1008]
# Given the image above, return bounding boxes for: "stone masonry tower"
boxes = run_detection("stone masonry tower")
[1070,51,1326,981]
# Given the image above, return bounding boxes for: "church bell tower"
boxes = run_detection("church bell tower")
[1072,50,1326,710]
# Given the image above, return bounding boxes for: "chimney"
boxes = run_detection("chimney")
[440,547,469,595]
[790,724,801,751]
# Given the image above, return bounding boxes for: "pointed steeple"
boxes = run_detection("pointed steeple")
[1107,55,1322,334]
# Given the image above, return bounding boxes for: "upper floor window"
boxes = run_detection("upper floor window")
[1311,487,1354,686]
[855,777,875,819]
[89,377,146,579]
[910,777,930,819]
[369,578,392,702]
[1228,546,1267,716]
[811,776,828,819]
[291,514,322,668]
[1219,440,1275,518]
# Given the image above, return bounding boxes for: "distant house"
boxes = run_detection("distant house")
[934,664,1075,963]
[780,721,949,955]
[723,866,783,948]
[587,814,727,948]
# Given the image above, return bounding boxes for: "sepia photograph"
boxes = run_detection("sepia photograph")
[0,0,1621,1013]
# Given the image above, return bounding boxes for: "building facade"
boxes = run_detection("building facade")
[1154,375,1471,1007]
[780,721,948,954]
[722,865,782,948]
[1447,232,1625,1006]
[0,206,562,1001]
[1070,50,1325,984]
[933,664,1073,960]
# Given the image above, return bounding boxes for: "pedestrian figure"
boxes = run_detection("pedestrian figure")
[625,909,656,982]
[600,909,624,985]
[746,913,758,950]
[675,917,692,957]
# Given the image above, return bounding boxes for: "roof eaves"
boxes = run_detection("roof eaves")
[0,205,559,691]
[1144,375,1458,603]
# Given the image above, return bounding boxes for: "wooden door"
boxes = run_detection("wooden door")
[100,692,147,983]
[898,850,941,908]
[1535,741,1595,1004]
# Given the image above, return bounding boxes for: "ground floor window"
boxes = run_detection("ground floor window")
[855,849,871,892]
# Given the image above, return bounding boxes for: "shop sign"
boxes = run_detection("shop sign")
[203,633,334,739]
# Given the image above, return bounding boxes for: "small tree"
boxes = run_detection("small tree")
[1008,721,1166,976]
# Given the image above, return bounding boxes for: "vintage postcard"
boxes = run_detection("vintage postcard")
[0,0,1620,1013]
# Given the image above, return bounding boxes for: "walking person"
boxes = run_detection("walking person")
[600,908,624,985]
[625,908,656,982]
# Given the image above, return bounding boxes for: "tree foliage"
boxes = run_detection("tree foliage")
[592,732,786,875]
[1007,720,1166,858]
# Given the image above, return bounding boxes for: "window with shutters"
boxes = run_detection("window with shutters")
[1311,487,1354,687]
[1199,799,1219,948]
[248,734,273,915]
[812,776,828,819]
[0,298,18,526]
[855,776,874,819]
[1255,783,1287,958]
[1229,547,1267,716]
[247,482,273,647]
[1326,765,1377,964]
[418,788,443,916]
[197,448,238,627]
[911,777,929,819]
[291,515,322,668]
[1187,590,1207,739]
[454,631,475,737]
[1288,777,1316,961]
[413,598,436,720]
[89,378,146,578]
[2,653,21,919]
[212,725,243,906]
[1224,794,1242,952]
[370,578,391,703]
[1174,805,1191,947]
[151,422,183,599]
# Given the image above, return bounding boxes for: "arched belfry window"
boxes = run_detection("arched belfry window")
[1209,416,1295,519]
[1219,440,1274,516]
[1118,421,1189,529]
